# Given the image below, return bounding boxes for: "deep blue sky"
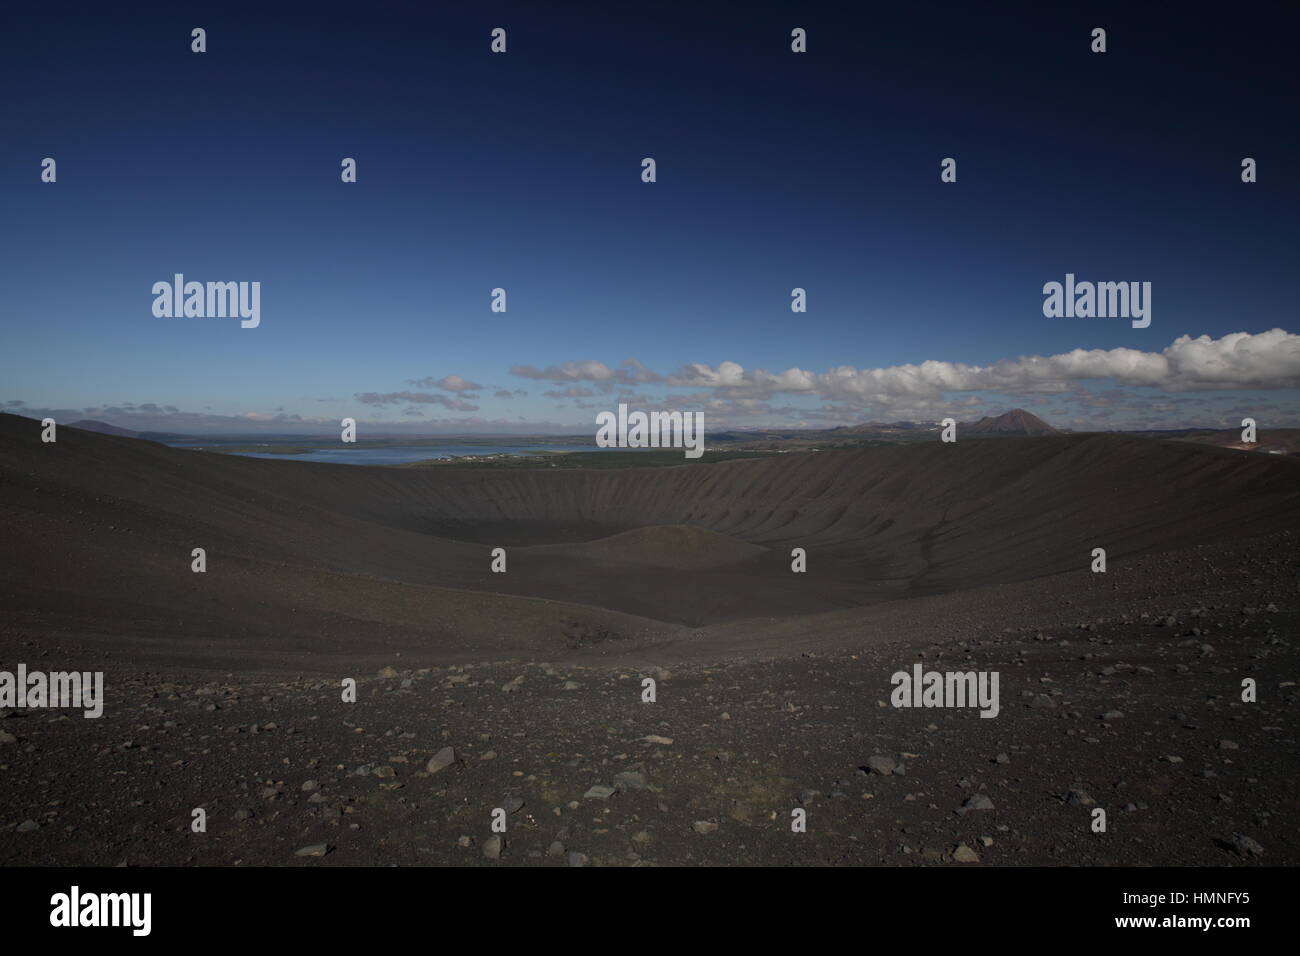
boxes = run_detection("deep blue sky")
[2,1,1296,433]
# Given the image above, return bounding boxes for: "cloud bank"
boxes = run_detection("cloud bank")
[516,331,1300,404]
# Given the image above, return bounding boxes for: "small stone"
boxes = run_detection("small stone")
[642,735,673,745]
[301,780,320,792]
[567,851,589,867]
[959,793,995,813]
[483,835,504,860]
[584,785,616,800]
[426,746,458,773]
[377,666,398,678]
[864,755,897,776]
[614,771,649,791]
[16,819,39,833]
[1065,788,1095,806]
[1219,740,1239,750]
[547,840,566,857]
[952,844,980,863]
[1231,834,1264,858]
[295,843,330,857]
[692,821,718,835]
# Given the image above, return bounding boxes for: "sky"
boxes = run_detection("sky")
[1,1,1297,435]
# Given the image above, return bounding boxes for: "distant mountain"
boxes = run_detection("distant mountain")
[712,412,1060,449]
[67,420,140,438]
[962,409,1058,435]
[830,420,940,435]
[821,410,1058,438]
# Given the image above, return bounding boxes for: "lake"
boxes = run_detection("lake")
[166,441,601,466]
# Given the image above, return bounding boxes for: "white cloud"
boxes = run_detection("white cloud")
[647,329,1300,401]
[407,374,483,393]
[510,358,662,385]
[354,391,480,411]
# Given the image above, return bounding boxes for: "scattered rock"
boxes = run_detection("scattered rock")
[426,746,458,773]
[1231,834,1264,858]
[959,793,995,814]
[1065,788,1096,807]
[864,755,897,776]
[614,771,649,791]
[952,843,980,863]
